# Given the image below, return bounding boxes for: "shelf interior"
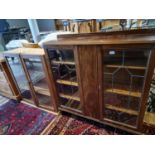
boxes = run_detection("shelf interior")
[104,108,138,127]
[60,97,81,111]
[105,88,141,98]
[56,79,78,86]
[59,90,80,101]
[102,50,150,127]
[48,48,82,112]
[52,60,75,65]
[105,104,139,116]
[105,64,146,70]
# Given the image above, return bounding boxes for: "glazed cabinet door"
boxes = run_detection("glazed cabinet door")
[4,55,34,103]
[21,55,56,111]
[101,47,153,129]
[45,47,82,114]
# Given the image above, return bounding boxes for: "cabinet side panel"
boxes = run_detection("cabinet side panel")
[138,48,155,129]
[77,45,100,119]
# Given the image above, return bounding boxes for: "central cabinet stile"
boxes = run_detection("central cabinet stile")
[75,45,102,120]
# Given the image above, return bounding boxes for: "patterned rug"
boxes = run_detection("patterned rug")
[47,113,131,135]
[0,99,56,135]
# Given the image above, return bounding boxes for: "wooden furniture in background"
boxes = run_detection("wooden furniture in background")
[22,42,40,48]
[3,48,58,112]
[96,19,121,32]
[43,29,155,134]
[0,54,20,100]
[55,19,96,33]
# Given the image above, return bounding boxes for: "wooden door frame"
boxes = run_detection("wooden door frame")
[40,55,58,112]
[19,54,39,106]
[100,44,155,131]
[21,53,58,111]
[43,47,61,112]
[137,47,155,130]
[4,54,34,103]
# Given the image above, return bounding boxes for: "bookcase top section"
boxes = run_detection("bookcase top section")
[3,48,45,56]
[43,29,155,47]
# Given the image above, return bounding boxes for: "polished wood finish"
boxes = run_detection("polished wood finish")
[44,29,155,134]
[44,34,155,46]
[137,47,155,130]
[75,45,101,119]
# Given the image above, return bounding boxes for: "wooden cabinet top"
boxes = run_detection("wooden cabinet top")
[3,48,45,56]
[43,29,155,47]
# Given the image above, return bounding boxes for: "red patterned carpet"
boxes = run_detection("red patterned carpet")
[47,113,131,135]
[0,100,56,135]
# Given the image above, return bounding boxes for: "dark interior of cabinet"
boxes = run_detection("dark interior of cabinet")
[103,49,150,128]
[47,48,81,112]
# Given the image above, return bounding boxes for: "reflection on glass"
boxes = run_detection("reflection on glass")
[23,57,53,108]
[6,56,32,100]
[103,49,150,127]
[47,49,81,112]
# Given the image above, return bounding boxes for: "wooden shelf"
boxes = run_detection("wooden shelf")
[34,78,48,89]
[59,91,80,101]
[34,86,50,96]
[144,112,155,126]
[56,79,78,86]
[105,64,146,70]
[105,88,141,98]
[52,60,75,65]
[105,104,139,116]
[33,78,50,96]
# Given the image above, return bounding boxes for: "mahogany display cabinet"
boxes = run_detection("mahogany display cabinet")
[43,29,155,134]
[3,48,57,112]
